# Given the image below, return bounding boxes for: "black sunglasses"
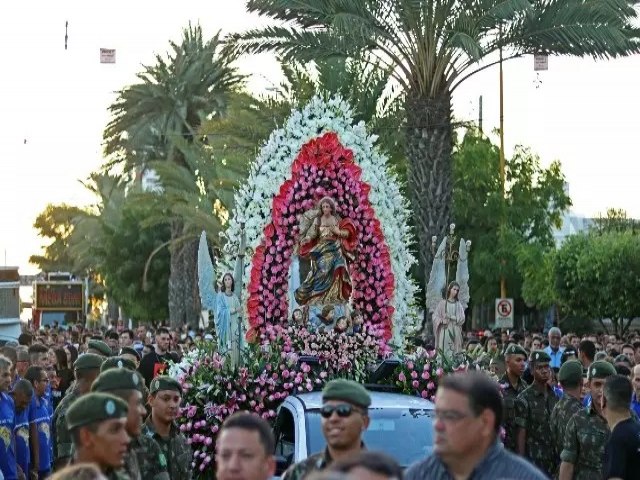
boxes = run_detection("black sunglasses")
[319,404,359,418]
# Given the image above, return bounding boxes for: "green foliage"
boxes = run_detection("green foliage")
[555,232,640,335]
[30,204,87,273]
[104,24,244,171]
[592,208,640,234]
[453,130,571,302]
[98,199,171,323]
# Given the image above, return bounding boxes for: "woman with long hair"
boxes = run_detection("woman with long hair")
[49,347,73,408]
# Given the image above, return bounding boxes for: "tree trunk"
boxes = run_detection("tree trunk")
[405,91,454,335]
[168,220,186,329]
[182,237,199,329]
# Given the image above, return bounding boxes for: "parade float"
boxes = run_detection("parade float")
[170,97,478,474]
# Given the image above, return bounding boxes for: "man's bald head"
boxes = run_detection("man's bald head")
[632,365,640,397]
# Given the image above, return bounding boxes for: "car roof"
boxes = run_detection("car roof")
[293,390,435,410]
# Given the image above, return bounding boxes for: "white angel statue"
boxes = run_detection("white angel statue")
[426,238,470,358]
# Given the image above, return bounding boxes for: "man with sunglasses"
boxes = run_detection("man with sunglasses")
[515,350,559,477]
[283,379,371,480]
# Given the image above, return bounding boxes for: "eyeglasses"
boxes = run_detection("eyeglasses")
[434,409,472,423]
[319,404,360,419]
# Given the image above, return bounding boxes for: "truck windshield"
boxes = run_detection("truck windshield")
[305,407,434,467]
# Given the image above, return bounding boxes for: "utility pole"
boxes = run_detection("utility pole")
[499,45,507,299]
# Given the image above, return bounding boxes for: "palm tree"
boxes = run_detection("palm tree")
[103,24,244,327]
[232,0,640,279]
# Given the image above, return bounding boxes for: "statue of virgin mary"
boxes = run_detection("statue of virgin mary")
[294,196,357,307]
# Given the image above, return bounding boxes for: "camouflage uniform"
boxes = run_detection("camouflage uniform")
[499,373,528,452]
[560,406,609,480]
[515,384,559,477]
[550,393,582,459]
[282,449,332,480]
[52,386,80,463]
[143,418,192,480]
[129,434,170,480]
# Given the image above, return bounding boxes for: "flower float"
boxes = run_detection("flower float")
[223,96,419,347]
[246,131,396,341]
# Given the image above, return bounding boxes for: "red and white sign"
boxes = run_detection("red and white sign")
[495,298,514,328]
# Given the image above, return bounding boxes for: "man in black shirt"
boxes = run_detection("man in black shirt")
[601,374,640,480]
[138,327,177,387]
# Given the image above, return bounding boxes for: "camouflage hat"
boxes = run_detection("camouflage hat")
[504,344,527,357]
[118,346,141,361]
[66,392,128,431]
[73,353,104,371]
[588,360,617,380]
[322,379,371,409]
[149,375,182,395]
[529,350,551,363]
[91,368,142,393]
[100,356,137,372]
[87,340,112,358]
[558,360,583,384]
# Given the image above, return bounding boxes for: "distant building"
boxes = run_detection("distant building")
[552,183,593,246]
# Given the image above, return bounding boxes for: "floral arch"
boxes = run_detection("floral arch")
[223,96,419,347]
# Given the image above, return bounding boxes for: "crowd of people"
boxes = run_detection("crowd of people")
[0,322,639,480]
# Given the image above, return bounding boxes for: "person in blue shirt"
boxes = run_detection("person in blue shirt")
[0,355,19,480]
[632,364,640,417]
[12,380,33,479]
[543,327,565,369]
[24,366,52,479]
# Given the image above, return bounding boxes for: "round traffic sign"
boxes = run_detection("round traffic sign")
[497,299,512,317]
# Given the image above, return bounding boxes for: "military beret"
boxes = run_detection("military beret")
[529,350,551,363]
[118,346,141,361]
[88,340,112,357]
[73,353,104,371]
[322,379,371,409]
[504,344,527,357]
[558,360,583,384]
[614,354,632,365]
[149,375,182,395]
[100,356,137,372]
[588,360,617,380]
[66,392,128,430]
[91,368,142,393]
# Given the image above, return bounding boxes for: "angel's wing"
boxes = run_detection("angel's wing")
[456,238,470,309]
[298,206,320,243]
[197,231,217,311]
[426,237,447,313]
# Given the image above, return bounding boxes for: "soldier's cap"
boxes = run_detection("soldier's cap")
[118,346,141,361]
[594,351,608,362]
[66,392,128,431]
[91,368,142,393]
[149,375,182,395]
[100,356,137,373]
[73,353,104,371]
[504,344,527,357]
[588,360,617,380]
[87,340,112,357]
[322,379,371,409]
[558,360,583,384]
[613,354,632,365]
[529,349,551,363]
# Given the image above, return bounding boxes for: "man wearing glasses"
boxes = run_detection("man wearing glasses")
[405,371,546,480]
[283,379,371,480]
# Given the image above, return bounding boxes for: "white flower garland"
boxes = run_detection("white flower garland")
[222,96,419,345]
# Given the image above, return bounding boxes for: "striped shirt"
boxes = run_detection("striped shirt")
[404,440,548,480]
